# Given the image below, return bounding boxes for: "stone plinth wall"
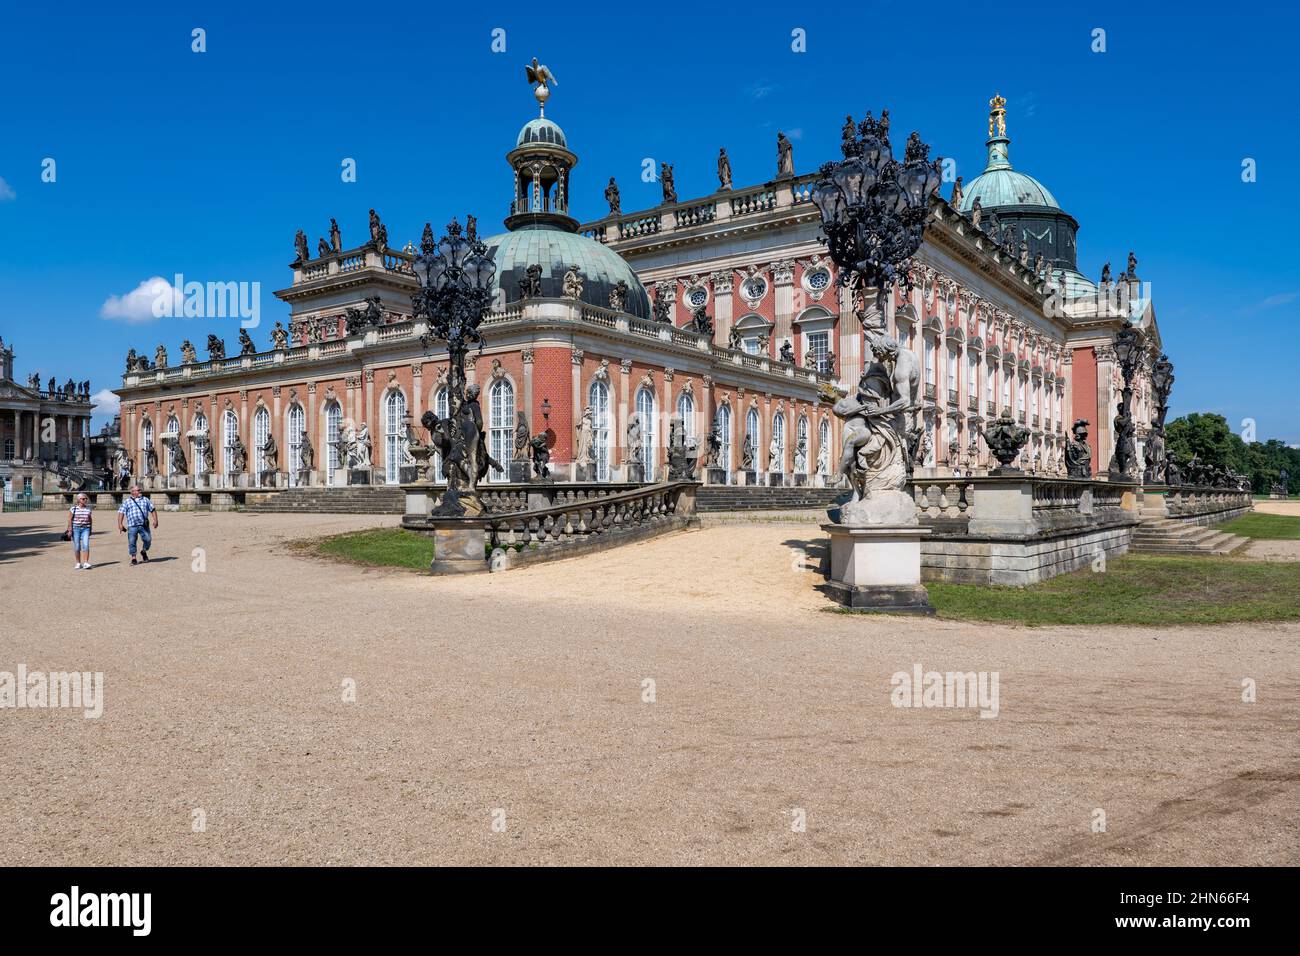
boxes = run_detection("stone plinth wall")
[910,476,1140,586]
[1153,487,1253,527]
[920,521,1136,587]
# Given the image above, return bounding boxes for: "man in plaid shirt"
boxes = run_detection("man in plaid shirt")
[116,484,159,566]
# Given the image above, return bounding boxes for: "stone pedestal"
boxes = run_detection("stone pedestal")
[768,472,785,487]
[821,524,933,615]
[403,483,435,518]
[297,469,317,488]
[574,463,595,482]
[509,460,532,482]
[626,463,645,483]
[741,470,757,486]
[793,474,808,486]
[707,467,727,485]
[428,519,487,574]
[399,465,421,484]
[348,468,373,486]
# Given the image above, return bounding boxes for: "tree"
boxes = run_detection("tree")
[1165,413,1298,494]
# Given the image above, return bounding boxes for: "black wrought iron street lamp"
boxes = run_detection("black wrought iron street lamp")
[811,114,943,322]
[1150,352,1174,425]
[1107,323,1147,480]
[411,217,498,515]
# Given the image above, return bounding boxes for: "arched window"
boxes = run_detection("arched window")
[818,418,831,475]
[253,407,270,474]
[714,404,732,478]
[797,415,809,474]
[222,409,240,475]
[488,379,514,484]
[384,390,408,484]
[433,387,449,482]
[286,405,304,486]
[676,391,695,442]
[771,412,786,473]
[164,416,179,476]
[636,387,656,480]
[745,407,759,470]
[191,411,208,473]
[325,402,342,481]
[589,380,611,482]
[141,419,153,473]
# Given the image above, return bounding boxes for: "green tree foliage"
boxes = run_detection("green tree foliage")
[1165,413,1298,494]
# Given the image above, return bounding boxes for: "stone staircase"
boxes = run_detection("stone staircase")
[696,486,842,513]
[245,486,405,514]
[1130,516,1249,555]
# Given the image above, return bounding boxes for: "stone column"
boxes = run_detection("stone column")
[10,409,19,459]
[570,347,584,477]
[837,284,861,389]
[617,359,630,473]
[772,259,796,348]
[1094,345,1116,474]
[364,369,376,443]
[411,364,424,419]
[711,270,733,348]
[521,349,535,433]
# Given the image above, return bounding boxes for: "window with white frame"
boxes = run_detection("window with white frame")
[589,380,611,482]
[192,411,208,472]
[946,349,957,392]
[325,402,341,480]
[384,390,407,484]
[986,363,996,404]
[287,405,304,485]
[714,405,732,476]
[488,380,514,484]
[222,410,239,474]
[1001,372,1011,410]
[676,391,694,442]
[797,415,809,473]
[745,407,759,468]
[253,407,270,473]
[806,330,830,373]
[3,437,13,459]
[743,337,761,355]
[1017,377,1026,416]
[771,412,785,472]
[142,419,153,472]
[636,387,656,480]
[923,337,935,385]
[433,388,449,481]
[968,353,979,398]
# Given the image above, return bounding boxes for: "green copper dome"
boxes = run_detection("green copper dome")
[958,113,1060,212]
[516,117,567,149]
[484,223,651,318]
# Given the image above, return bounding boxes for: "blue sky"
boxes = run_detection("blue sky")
[1,1,1296,440]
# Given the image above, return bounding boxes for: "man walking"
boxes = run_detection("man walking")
[116,484,159,566]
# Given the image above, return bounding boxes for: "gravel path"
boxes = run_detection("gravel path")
[1,510,1296,866]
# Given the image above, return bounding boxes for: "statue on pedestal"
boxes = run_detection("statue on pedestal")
[271,322,288,350]
[660,163,677,204]
[354,422,372,469]
[776,132,794,178]
[514,412,530,461]
[368,209,388,251]
[144,441,158,477]
[206,334,225,360]
[180,340,197,364]
[239,328,255,355]
[779,340,795,364]
[980,417,1031,475]
[740,434,755,470]
[329,218,342,253]
[262,433,278,472]
[609,280,629,312]
[529,433,551,479]
[604,177,621,216]
[575,406,595,467]
[230,434,247,473]
[294,230,309,263]
[625,415,642,464]
[154,345,168,369]
[717,148,732,190]
[299,430,314,471]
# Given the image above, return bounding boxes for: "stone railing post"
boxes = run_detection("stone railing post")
[966,479,1035,536]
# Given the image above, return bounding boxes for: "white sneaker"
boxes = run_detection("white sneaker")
[81,563,91,570]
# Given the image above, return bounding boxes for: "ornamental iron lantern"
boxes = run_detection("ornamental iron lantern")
[1107,323,1147,481]
[412,217,498,515]
[812,114,943,325]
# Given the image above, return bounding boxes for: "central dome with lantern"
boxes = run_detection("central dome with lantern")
[483,62,652,319]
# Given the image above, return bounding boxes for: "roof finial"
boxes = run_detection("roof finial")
[988,92,1007,140]
[525,57,558,117]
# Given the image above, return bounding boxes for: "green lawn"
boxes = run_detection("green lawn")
[309,528,432,571]
[927,554,1300,626]
[1220,512,1300,540]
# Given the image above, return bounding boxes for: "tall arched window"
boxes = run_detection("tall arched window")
[676,391,695,442]
[222,409,240,475]
[488,379,514,484]
[797,415,809,473]
[714,405,732,478]
[433,387,449,482]
[771,412,786,473]
[589,380,611,482]
[818,418,831,475]
[253,407,270,474]
[191,411,208,473]
[325,401,342,481]
[164,416,179,476]
[287,405,304,486]
[141,419,153,474]
[636,387,656,480]
[745,407,759,469]
[384,390,407,484]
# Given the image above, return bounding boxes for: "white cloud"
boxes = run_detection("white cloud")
[100,276,181,323]
[90,388,120,415]
[0,176,14,201]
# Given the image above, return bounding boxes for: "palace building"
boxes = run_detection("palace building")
[112,88,1161,495]
[0,336,96,503]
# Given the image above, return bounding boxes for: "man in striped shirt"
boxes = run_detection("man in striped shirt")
[116,485,159,566]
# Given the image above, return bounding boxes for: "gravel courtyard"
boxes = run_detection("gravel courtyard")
[1,508,1296,866]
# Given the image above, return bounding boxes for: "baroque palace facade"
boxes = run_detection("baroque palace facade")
[113,92,1159,491]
